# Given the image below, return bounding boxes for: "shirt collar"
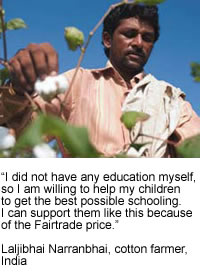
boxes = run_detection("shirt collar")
[91,60,145,87]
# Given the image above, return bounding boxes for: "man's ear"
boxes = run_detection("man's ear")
[102,32,111,49]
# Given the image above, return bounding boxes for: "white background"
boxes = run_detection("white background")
[0,159,199,272]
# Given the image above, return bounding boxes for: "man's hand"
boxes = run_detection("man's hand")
[8,43,58,95]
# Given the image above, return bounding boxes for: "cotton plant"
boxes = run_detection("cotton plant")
[34,74,69,102]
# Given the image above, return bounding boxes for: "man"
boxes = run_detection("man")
[0,3,200,157]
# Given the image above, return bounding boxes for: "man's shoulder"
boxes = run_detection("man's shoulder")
[65,65,110,75]
[63,66,109,82]
[143,73,185,98]
[64,67,91,77]
[145,73,178,88]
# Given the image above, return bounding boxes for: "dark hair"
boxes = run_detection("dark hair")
[102,3,160,58]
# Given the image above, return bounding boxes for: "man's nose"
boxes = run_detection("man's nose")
[132,34,143,47]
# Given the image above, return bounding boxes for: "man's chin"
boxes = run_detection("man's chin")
[125,61,143,73]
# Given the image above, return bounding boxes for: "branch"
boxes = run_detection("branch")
[24,92,39,112]
[139,133,176,146]
[0,57,8,67]
[0,1,8,61]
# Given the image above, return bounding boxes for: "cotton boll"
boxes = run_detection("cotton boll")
[34,79,44,93]
[0,127,16,150]
[44,76,57,93]
[56,74,69,94]
[64,27,84,51]
[34,74,69,102]
[40,78,57,101]
[33,143,56,158]
[34,77,56,101]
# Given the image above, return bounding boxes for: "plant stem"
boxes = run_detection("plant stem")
[0,57,7,66]
[139,133,176,146]
[24,92,39,112]
[0,1,8,61]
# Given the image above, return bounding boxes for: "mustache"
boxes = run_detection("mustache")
[126,48,145,58]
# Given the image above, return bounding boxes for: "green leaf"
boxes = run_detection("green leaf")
[190,62,200,82]
[0,68,10,85]
[176,134,200,158]
[5,18,27,31]
[134,0,166,5]
[64,27,84,51]
[14,115,44,150]
[0,18,27,35]
[121,111,149,131]
[14,114,99,158]
[6,18,27,30]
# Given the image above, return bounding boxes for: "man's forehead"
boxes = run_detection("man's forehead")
[117,17,154,32]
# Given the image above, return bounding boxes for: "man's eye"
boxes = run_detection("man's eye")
[123,30,138,38]
[142,33,155,43]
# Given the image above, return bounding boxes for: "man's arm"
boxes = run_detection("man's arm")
[175,99,200,143]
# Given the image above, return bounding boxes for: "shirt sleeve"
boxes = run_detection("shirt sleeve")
[175,98,200,143]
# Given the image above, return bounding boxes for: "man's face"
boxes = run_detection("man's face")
[103,17,155,77]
